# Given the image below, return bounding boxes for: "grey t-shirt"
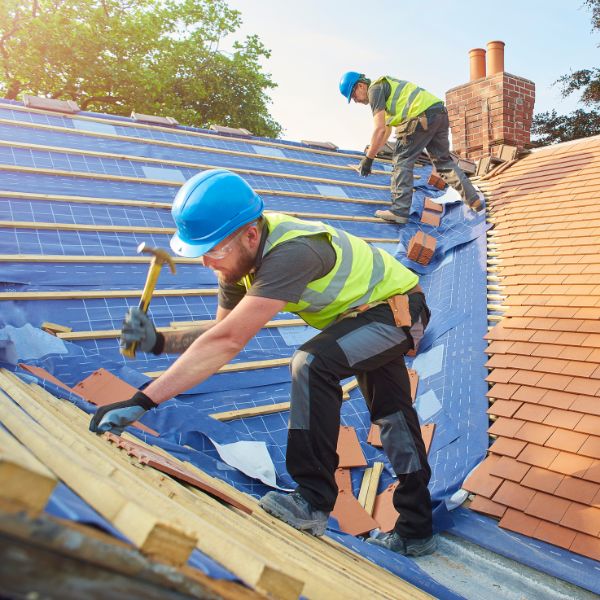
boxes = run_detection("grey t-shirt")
[368,79,391,115]
[218,233,336,310]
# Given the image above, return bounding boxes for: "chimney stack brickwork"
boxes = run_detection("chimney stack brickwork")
[446,43,535,161]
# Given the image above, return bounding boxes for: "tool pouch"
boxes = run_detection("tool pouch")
[387,291,431,356]
[395,116,420,146]
[387,294,412,328]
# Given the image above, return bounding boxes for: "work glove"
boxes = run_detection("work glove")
[358,156,374,177]
[120,307,164,354]
[89,391,157,435]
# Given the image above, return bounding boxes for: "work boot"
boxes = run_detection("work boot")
[366,531,438,556]
[259,491,329,536]
[374,209,408,225]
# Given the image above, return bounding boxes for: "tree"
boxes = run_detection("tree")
[532,0,600,145]
[0,0,282,137]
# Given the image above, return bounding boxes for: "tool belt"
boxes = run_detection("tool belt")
[394,115,428,145]
[338,284,429,355]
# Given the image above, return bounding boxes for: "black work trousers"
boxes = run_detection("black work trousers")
[286,297,433,539]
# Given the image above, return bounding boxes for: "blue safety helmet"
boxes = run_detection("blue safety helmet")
[170,169,264,258]
[339,71,363,103]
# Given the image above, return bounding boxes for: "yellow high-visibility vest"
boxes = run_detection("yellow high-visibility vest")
[242,213,418,329]
[373,76,442,126]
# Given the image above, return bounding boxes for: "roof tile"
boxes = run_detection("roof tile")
[585,461,600,484]
[534,520,577,550]
[560,503,600,537]
[570,394,600,416]
[536,373,573,392]
[486,369,519,384]
[499,508,541,537]
[487,383,521,400]
[513,404,551,422]
[560,361,597,378]
[512,385,548,403]
[487,400,522,418]
[538,390,575,409]
[544,429,589,454]
[462,455,503,498]
[514,422,555,445]
[489,456,530,482]
[543,408,583,429]
[535,358,567,374]
[489,417,526,438]
[524,492,571,523]
[521,466,564,494]
[558,346,594,361]
[564,377,600,396]
[492,480,536,511]
[489,437,528,458]
[570,532,600,562]
[554,476,600,505]
[468,495,507,519]
[549,452,595,478]
[509,370,545,386]
[518,443,560,468]
[579,436,600,460]
[574,414,600,435]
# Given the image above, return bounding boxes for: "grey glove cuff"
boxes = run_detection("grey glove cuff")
[151,332,165,355]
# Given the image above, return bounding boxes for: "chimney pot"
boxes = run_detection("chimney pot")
[487,40,505,75]
[469,48,486,81]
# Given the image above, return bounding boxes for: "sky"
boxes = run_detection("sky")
[224,0,599,151]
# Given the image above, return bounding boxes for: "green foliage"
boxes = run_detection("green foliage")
[0,0,282,137]
[532,0,599,145]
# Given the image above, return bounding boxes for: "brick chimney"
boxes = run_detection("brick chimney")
[446,41,535,160]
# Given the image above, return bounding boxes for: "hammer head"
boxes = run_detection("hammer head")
[137,242,177,274]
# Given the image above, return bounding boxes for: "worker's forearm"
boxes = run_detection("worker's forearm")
[366,127,390,158]
[162,322,216,354]
[143,332,242,404]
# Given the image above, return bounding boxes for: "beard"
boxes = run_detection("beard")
[216,244,257,285]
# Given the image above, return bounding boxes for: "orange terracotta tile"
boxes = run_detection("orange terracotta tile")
[499,508,541,537]
[487,383,521,400]
[556,332,589,346]
[335,468,352,493]
[543,408,583,430]
[579,436,600,460]
[561,361,597,378]
[468,495,507,519]
[549,452,595,478]
[531,344,562,359]
[485,355,514,369]
[521,466,564,494]
[18,363,74,392]
[514,422,555,445]
[462,455,503,498]
[331,488,379,536]
[585,461,600,484]
[535,358,567,374]
[538,390,575,410]
[554,476,600,505]
[575,414,600,435]
[509,370,545,386]
[489,417,526,438]
[510,341,539,355]
[591,365,600,379]
[570,532,600,562]
[513,404,551,422]
[565,377,600,396]
[560,503,600,537]
[486,340,515,354]
[512,385,547,403]
[489,456,530,482]
[487,400,522,418]
[489,437,527,458]
[486,369,519,384]
[524,492,571,523]
[530,331,563,344]
[570,394,600,416]
[518,443,560,468]
[492,480,536,511]
[545,429,588,454]
[558,346,593,361]
[508,355,541,370]
[534,520,576,550]
[337,426,367,468]
[372,483,398,533]
[536,373,573,392]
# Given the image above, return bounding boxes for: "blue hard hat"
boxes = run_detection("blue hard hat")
[170,169,264,258]
[339,71,363,103]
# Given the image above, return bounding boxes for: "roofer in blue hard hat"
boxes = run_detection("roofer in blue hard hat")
[339,71,484,224]
[89,168,437,556]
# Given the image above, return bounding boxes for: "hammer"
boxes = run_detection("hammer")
[120,242,176,359]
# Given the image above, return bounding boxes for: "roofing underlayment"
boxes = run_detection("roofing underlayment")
[0,98,598,599]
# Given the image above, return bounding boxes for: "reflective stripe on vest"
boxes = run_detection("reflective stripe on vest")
[373,76,442,127]
[242,213,419,330]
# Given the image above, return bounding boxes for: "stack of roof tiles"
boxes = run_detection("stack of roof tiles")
[407,230,437,265]
[467,135,600,562]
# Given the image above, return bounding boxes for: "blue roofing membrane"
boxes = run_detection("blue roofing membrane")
[1,100,597,597]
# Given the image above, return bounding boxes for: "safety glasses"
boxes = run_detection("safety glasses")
[202,223,254,260]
